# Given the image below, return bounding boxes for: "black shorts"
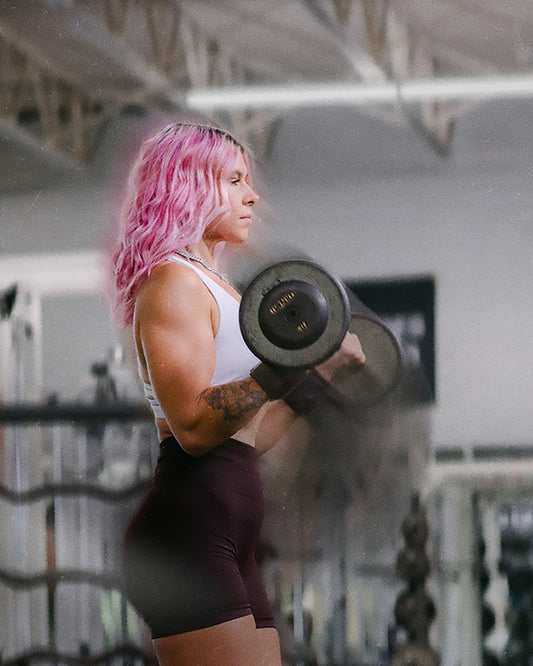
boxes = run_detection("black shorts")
[121,437,275,639]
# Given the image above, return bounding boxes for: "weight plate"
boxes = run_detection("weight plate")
[240,260,350,368]
[258,279,329,350]
[331,313,403,408]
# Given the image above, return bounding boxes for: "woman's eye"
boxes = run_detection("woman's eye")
[231,178,241,185]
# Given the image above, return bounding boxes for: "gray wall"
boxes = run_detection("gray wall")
[0,100,532,448]
[263,101,533,449]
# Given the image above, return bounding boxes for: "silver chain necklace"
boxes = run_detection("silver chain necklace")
[175,250,230,284]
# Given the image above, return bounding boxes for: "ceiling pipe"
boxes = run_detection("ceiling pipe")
[186,74,533,111]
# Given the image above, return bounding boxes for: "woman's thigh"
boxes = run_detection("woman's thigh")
[153,615,281,666]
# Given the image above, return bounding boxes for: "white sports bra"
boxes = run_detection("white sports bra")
[143,254,259,419]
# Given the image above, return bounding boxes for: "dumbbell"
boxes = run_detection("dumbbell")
[239,259,403,410]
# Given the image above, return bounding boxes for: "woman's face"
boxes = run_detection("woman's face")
[204,152,258,245]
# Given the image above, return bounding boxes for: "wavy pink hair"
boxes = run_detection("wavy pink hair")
[111,123,246,326]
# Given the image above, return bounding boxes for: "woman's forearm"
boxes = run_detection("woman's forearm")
[201,377,267,424]
[171,377,268,455]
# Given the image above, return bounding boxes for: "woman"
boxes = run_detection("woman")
[111,122,365,665]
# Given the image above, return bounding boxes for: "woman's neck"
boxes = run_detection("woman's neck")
[185,242,217,267]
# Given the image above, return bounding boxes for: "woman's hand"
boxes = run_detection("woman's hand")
[314,331,366,384]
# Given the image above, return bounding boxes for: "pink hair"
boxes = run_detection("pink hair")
[111,123,246,326]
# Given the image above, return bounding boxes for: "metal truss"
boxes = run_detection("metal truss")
[310,0,457,154]
[1,0,525,175]
[0,31,115,169]
[0,0,286,169]
[95,0,461,155]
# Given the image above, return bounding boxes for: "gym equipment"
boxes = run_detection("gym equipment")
[392,642,439,666]
[335,310,402,409]
[392,496,438,664]
[239,259,403,409]
[240,260,350,369]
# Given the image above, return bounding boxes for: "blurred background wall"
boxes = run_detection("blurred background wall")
[1,99,531,449]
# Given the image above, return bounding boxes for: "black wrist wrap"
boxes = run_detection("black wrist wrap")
[250,363,306,400]
[251,363,330,414]
[282,369,330,414]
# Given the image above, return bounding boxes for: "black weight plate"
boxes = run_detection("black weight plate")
[258,279,329,350]
[240,260,350,368]
[332,313,403,408]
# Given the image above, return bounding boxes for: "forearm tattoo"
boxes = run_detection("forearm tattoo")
[202,378,266,423]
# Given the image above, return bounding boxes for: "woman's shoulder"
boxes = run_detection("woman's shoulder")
[135,260,211,322]
[142,259,208,294]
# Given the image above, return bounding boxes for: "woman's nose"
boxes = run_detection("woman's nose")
[245,186,259,206]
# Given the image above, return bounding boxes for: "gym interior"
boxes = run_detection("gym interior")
[1,3,532,665]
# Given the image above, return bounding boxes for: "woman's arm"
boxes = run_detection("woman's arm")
[136,262,366,457]
[248,400,300,456]
[135,263,268,456]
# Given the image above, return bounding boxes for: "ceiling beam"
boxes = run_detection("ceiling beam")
[4,0,186,106]
[0,116,85,173]
[299,0,386,81]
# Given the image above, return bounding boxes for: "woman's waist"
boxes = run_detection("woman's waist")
[158,435,256,462]
[154,437,261,492]
[155,419,257,451]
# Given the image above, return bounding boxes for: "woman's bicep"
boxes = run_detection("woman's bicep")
[143,317,215,409]
[137,275,216,433]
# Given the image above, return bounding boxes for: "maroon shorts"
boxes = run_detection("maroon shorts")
[122,437,275,638]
